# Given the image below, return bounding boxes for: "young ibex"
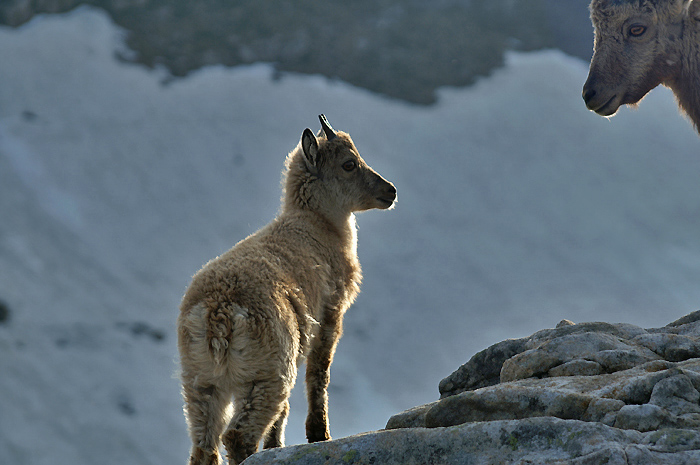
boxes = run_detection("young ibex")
[583,0,700,133]
[177,115,396,465]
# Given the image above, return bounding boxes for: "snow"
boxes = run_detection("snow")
[1,6,700,464]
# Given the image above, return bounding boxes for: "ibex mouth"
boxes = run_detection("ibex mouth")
[376,196,396,208]
[590,94,620,116]
[375,181,397,209]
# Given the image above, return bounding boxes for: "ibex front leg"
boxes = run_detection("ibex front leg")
[305,309,343,443]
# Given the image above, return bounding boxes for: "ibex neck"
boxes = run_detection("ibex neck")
[666,19,700,133]
[318,211,358,252]
[281,206,357,251]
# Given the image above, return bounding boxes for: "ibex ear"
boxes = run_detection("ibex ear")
[301,128,319,173]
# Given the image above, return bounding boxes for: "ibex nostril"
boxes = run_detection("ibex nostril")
[582,88,596,103]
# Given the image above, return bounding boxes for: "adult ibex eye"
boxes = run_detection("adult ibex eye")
[629,25,646,37]
[342,160,356,171]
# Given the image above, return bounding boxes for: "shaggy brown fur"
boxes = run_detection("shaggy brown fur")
[583,0,700,133]
[177,115,396,465]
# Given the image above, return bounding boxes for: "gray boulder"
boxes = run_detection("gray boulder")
[438,315,699,398]
[390,310,700,433]
[389,360,700,432]
[242,311,700,464]
[244,417,700,465]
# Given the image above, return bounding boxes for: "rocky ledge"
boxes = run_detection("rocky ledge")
[244,311,700,464]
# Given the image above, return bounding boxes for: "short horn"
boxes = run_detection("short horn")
[319,114,337,140]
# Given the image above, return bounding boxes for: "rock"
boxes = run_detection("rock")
[633,333,700,363]
[243,417,700,465]
[666,310,700,328]
[438,337,528,398]
[384,402,437,430]
[244,311,700,464]
[438,321,662,398]
[500,332,661,383]
[556,319,575,328]
[614,404,672,432]
[650,375,700,415]
[391,360,700,432]
[584,398,626,425]
[424,385,592,427]
[441,314,700,397]
[385,312,700,462]
[548,359,603,377]
[0,0,593,106]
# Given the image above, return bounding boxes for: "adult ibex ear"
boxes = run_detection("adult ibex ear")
[301,128,319,173]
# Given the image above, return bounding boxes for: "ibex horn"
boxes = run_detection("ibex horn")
[319,114,337,140]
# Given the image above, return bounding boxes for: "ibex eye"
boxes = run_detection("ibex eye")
[629,25,646,37]
[342,161,356,171]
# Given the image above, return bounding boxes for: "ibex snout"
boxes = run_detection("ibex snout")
[367,169,397,210]
[376,179,397,209]
[582,73,621,117]
[582,83,597,109]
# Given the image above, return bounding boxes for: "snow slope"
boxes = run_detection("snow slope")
[1,7,700,464]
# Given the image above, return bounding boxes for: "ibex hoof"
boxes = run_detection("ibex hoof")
[306,428,331,443]
[223,429,257,465]
[189,447,221,465]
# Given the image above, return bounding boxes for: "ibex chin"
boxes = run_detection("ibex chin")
[583,0,700,134]
[177,115,396,465]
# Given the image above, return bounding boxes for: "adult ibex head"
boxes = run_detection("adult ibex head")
[582,0,700,133]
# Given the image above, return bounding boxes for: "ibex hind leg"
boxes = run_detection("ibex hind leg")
[182,379,232,465]
[223,379,292,464]
[263,399,290,449]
